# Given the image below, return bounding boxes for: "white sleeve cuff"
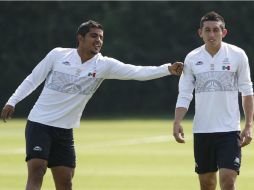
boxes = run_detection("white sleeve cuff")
[6,97,18,107]
[176,97,191,109]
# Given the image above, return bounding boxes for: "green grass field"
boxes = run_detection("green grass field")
[0,119,253,190]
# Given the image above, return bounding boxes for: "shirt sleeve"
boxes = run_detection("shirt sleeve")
[6,48,57,107]
[176,55,195,109]
[104,57,171,81]
[237,50,253,96]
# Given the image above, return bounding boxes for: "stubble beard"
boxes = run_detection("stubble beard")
[90,48,101,55]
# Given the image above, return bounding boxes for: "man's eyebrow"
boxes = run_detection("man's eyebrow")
[203,26,220,29]
[90,32,103,36]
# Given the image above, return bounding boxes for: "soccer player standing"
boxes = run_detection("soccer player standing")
[173,11,253,190]
[1,20,183,190]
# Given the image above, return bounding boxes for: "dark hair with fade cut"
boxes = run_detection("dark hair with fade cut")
[200,11,225,30]
[77,20,103,36]
[76,20,103,46]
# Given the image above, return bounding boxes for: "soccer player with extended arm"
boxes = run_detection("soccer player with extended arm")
[1,20,183,190]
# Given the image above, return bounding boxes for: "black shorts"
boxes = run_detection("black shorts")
[25,120,76,168]
[194,131,241,174]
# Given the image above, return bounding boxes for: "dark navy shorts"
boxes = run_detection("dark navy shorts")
[25,120,76,168]
[194,131,241,174]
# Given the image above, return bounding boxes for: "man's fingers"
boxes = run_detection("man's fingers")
[176,66,183,75]
[1,112,7,122]
[173,122,185,143]
[240,129,252,147]
[173,62,184,76]
[1,105,14,123]
[169,62,184,76]
[1,109,7,122]
[240,136,252,147]
[241,141,248,147]
[173,132,185,143]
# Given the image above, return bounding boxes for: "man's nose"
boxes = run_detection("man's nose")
[95,36,102,42]
[209,31,215,37]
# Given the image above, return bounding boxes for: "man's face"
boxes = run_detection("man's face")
[198,21,227,49]
[79,27,104,55]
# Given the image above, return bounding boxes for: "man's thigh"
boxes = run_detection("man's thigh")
[216,132,241,174]
[25,120,52,162]
[194,133,217,174]
[25,120,76,168]
[48,127,76,168]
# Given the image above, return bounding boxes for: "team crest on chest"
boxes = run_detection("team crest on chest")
[222,57,231,70]
[222,65,230,70]
[88,71,96,77]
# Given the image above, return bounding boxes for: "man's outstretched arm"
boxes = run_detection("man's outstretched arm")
[104,57,183,80]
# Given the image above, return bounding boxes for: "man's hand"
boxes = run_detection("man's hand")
[1,105,15,122]
[168,62,184,76]
[240,124,253,147]
[173,121,185,143]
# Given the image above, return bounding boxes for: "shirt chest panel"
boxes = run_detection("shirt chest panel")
[191,54,238,75]
[45,65,103,95]
[53,57,97,78]
[191,55,238,93]
[44,54,104,95]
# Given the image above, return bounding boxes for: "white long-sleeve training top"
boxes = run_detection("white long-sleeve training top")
[7,48,171,129]
[176,42,253,133]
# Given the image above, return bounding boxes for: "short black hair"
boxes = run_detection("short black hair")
[76,20,103,37]
[200,11,225,30]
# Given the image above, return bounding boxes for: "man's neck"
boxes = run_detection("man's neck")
[77,48,95,63]
[205,44,221,57]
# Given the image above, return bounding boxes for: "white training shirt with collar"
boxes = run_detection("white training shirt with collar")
[6,47,171,129]
[176,42,253,133]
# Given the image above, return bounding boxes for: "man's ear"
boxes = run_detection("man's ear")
[198,28,202,38]
[77,34,84,43]
[222,28,228,38]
